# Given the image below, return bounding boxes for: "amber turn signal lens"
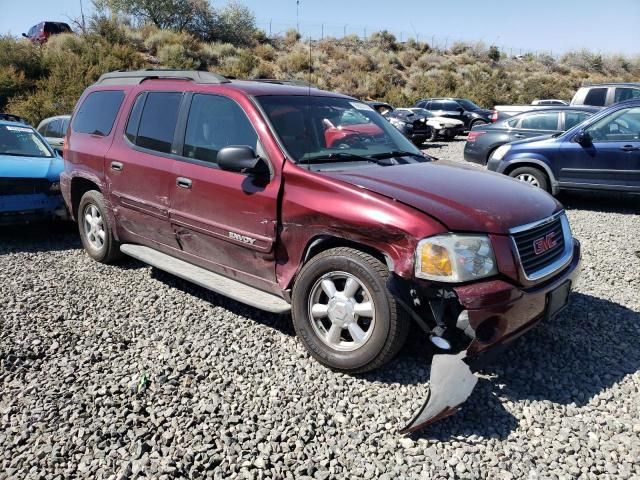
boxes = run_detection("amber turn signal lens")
[420,243,453,277]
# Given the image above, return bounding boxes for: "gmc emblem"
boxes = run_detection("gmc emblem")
[533,232,558,255]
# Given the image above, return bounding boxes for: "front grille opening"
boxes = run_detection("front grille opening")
[0,178,51,195]
[512,216,566,277]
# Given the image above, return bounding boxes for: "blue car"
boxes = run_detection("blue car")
[487,99,640,195]
[0,120,67,224]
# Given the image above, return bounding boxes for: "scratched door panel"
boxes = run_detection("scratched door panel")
[168,93,279,287]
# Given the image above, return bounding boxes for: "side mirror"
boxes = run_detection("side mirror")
[21,33,28,38]
[458,107,465,113]
[218,146,268,175]
[574,130,592,146]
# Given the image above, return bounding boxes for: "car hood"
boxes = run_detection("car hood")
[0,154,64,181]
[323,161,561,234]
[429,116,464,126]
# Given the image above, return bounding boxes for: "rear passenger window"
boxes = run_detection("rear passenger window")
[183,94,258,164]
[134,92,182,154]
[430,101,443,110]
[564,112,590,130]
[519,113,559,130]
[583,88,607,107]
[72,90,124,136]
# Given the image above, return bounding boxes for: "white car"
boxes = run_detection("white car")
[531,99,569,106]
[36,115,70,153]
[399,108,465,141]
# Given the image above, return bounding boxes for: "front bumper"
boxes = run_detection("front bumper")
[0,193,67,225]
[391,239,581,357]
[463,142,486,164]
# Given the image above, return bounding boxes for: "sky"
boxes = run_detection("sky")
[1,0,639,56]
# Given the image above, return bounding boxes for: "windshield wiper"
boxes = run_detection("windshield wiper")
[302,152,385,165]
[1,152,51,158]
[369,150,426,159]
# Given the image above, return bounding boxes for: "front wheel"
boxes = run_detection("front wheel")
[291,247,409,373]
[509,166,550,192]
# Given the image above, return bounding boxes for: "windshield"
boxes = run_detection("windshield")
[0,125,52,158]
[257,95,423,163]
[457,99,481,111]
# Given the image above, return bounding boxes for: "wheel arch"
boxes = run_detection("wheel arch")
[70,176,102,220]
[287,235,395,290]
[503,158,559,195]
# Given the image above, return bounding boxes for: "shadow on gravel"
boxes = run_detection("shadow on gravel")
[560,190,640,215]
[385,292,639,440]
[148,268,296,337]
[126,265,640,441]
[0,221,81,254]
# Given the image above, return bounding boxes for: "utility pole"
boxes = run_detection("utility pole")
[343,24,347,37]
[364,27,366,40]
[269,19,272,37]
[296,1,300,33]
[79,0,86,33]
[321,23,324,40]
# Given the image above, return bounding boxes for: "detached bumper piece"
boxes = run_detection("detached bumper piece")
[400,351,477,434]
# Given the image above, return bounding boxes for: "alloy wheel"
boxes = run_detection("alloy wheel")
[307,271,376,352]
[515,173,540,187]
[83,203,105,250]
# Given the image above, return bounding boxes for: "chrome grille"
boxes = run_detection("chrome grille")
[511,213,571,279]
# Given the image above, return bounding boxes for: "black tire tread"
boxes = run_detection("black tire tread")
[292,247,409,374]
[78,190,122,264]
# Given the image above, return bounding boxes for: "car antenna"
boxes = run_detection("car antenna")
[306,35,312,168]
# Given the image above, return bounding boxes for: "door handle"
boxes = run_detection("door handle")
[620,145,639,152]
[110,161,123,171]
[514,134,525,138]
[176,177,192,189]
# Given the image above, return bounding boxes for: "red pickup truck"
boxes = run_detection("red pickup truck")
[61,70,581,432]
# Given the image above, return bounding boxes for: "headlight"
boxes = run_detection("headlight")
[491,144,511,160]
[415,234,498,282]
[49,182,61,194]
[390,118,411,129]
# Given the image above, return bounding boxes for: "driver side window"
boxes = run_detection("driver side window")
[183,94,258,164]
[585,107,640,142]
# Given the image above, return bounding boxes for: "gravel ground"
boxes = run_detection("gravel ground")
[1,138,639,479]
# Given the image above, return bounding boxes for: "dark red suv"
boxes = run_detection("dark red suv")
[62,70,580,429]
[22,22,72,43]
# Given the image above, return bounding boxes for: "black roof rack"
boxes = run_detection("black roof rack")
[250,78,312,87]
[95,69,230,86]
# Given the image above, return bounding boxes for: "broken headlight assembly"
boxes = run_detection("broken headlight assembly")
[415,234,498,282]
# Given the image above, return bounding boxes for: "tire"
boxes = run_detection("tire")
[427,129,438,142]
[291,247,409,373]
[78,190,122,263]
[508,166,550,192]
[443,130,456,141]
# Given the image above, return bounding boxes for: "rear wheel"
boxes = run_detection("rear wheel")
[291,247,409,373]
[443,130,457,141]
[470,119,487,130]
[509,166,549,192]
[78,190,121,263]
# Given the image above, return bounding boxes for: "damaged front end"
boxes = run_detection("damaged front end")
[388,275,498,434]
[400,351,477,434]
